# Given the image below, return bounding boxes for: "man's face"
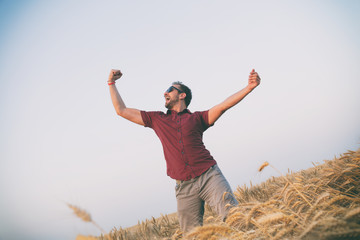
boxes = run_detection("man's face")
[164,85,182,109]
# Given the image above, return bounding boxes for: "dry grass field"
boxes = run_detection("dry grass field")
[75,148,360,240]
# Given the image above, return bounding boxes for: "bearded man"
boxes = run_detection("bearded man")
[108,69,261,233]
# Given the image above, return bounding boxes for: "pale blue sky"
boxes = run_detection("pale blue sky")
[1,1,359,239]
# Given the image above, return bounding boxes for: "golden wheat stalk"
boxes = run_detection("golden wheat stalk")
[258,161,269,172]
[344,207,360,221]
[250,218,274,239]
[67,203,106,235]
[256,212,286,225]
[258,161,313,207]
[186,224,234,239]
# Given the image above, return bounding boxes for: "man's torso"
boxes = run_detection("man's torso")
[140,109,216,180]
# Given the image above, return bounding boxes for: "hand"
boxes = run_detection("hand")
[108,69,122,83]
[248,69,261,90]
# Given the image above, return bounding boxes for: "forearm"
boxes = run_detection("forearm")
[107,70,144,126]
[109,84,127,116]
[209,86,253,125]
[209,69,261,125]
[218,85,253,112]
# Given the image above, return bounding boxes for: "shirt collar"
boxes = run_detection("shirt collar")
[166,109,191,115]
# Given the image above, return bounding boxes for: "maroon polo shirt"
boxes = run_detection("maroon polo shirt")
[140,109,217,181]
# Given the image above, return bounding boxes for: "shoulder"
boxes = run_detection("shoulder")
[193,110,213,128]
[140,110,166,128]
[141,110,167,121]
[193,110,210,118]
[141,110,165,116]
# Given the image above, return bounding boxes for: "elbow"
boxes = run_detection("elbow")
[115,108,125,117]
[219,106,228,114]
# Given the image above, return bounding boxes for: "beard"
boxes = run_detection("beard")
[165,97,180,110]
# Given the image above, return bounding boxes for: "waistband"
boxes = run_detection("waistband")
[176,164,216,185]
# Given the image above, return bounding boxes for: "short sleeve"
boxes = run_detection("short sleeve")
[140,111,152,128]
[141,111,163,128]
[198,110,214,131]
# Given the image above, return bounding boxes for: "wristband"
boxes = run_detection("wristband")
[108,82,116,85]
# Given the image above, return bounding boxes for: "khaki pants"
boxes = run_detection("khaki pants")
[175,164,238,233]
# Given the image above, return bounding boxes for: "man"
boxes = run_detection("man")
[108,69,261,233]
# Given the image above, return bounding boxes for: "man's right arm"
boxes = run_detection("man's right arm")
[108,69,145,126]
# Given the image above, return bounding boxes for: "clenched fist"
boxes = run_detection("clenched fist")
[108,69,122,83]
[248,69,261,90]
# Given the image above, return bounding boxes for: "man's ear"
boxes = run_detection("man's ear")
[180,93,186,100]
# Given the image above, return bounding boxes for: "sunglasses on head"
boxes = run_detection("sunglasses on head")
[166,86,184,93]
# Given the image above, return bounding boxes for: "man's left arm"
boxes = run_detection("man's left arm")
[208,69,261,125]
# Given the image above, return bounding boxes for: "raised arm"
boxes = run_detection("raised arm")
[208,69,261,125]
[108,69,145,126]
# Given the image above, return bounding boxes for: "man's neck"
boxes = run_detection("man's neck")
[169,103,187,113]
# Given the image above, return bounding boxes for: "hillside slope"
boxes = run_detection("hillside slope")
[97,148,360,240]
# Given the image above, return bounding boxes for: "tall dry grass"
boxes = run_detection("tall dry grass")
[79,148,360,240]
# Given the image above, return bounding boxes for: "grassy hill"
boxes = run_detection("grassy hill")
[80,148,360,240]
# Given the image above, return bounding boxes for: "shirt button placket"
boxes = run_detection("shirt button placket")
[178,116,186,165]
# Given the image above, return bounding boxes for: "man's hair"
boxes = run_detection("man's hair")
[172,81,192,107]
